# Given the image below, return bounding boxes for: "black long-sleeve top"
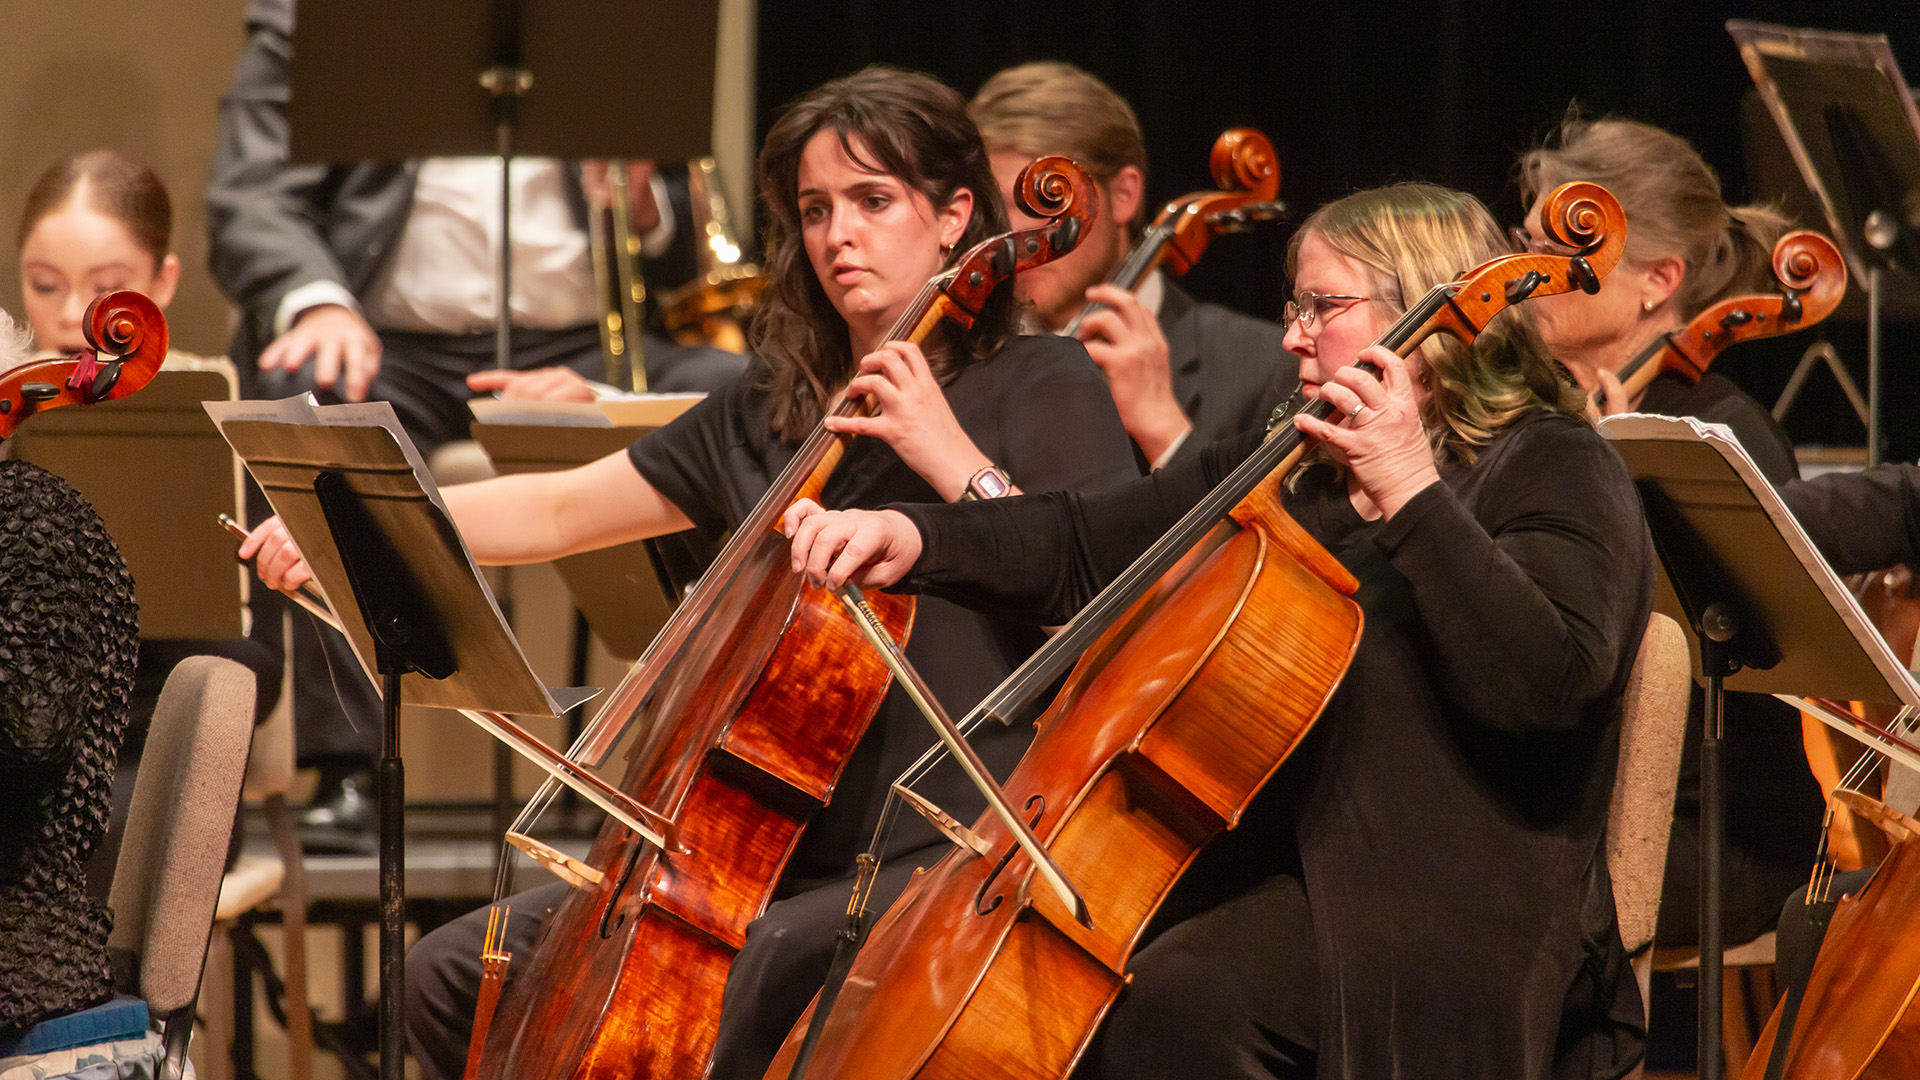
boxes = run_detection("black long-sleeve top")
[892,408,1656,1079]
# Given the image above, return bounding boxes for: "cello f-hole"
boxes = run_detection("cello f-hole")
[973,795,1046,917]
[598,845,645,940]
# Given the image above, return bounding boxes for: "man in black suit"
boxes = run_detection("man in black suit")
[970,61,1296,472]
[205,0,745,833]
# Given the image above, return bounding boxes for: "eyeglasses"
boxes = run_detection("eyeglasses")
[1283,292,1370,329]
[1508,224,1581,258]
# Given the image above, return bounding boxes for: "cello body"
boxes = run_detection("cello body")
[762,179,1629,1080]
[767,472,1362,1079]
[478,529,915,1080]
[1741,834,1920,1079]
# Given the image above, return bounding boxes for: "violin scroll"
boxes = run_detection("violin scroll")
[0,290,166,440]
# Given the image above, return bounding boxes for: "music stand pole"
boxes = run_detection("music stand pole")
[1697,605,1740,1080]
[1868,264,1883,466]
[312,469,461,1080]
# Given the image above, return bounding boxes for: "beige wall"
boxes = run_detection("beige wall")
[0,0,251,358]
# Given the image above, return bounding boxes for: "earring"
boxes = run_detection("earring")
[1641,299,1656,313]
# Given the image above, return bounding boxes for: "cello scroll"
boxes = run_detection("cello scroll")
[939,155,1097,317]
[1610,229,1847,402]
[1159,127,1283,275]
[0,290,167,440]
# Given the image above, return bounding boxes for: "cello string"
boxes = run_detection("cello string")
[883,284,1456,786]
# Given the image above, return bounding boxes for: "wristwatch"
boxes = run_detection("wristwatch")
[958,464,1013,502]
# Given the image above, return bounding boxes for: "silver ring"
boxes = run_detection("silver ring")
[1348,404,1364,419]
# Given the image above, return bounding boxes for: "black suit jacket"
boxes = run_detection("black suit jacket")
[1156,279,1298,470]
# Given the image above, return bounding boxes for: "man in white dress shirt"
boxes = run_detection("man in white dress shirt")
[206,0,744,834]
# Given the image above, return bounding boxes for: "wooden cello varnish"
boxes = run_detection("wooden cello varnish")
[1741,831,1920,1079]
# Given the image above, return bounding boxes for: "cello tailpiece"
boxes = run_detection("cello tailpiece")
[461,905,513,1080]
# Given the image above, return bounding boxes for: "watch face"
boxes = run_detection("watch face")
[974,468,1012,499]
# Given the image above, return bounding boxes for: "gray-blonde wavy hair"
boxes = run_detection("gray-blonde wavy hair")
[1287,182,1583,469]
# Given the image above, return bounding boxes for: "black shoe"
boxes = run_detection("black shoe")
[299,768,377,852]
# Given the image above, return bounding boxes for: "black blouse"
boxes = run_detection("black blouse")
[893,409,1656,1078]
[627,333,1140,883]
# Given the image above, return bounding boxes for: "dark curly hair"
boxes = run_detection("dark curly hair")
[751,65,1015,441]
[0,459,139,1030]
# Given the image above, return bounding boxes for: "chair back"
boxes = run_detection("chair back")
[1608,612,1694,956]
[107,655,256,1014]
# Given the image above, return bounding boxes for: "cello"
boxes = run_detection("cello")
[1059,126,1284,337]
[764,181,1629,1080]
[1738,786,1920,1079]
[467,157,1100,1080]
[0,290,168,439]
[1596,229,1846,410]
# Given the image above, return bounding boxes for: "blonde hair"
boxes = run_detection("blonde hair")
[1519,116,1789,318]
[969,61,1149,237]
[1288,183,1582,467]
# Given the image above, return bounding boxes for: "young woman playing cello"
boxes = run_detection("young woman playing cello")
[787,182,1657,1079]
[241,66,1139,1080]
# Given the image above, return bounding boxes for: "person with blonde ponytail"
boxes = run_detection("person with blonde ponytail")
[1519,116,1801,483]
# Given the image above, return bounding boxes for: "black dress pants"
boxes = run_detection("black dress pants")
[404,845,946,1080]
[1089,871,1319,1080]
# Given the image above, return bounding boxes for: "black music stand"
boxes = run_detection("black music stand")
[1599,413,1920,1080]
[207,395,586,1080]
[1729,21,1920,466]
[285,0,719,374]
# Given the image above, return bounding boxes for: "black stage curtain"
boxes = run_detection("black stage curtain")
[757,0,1920,460]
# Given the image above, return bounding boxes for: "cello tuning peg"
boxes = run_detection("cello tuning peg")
[1569,256,1601,295]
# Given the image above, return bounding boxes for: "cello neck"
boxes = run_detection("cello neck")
[1060,220,1175,337]
[969,280,1465,724]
